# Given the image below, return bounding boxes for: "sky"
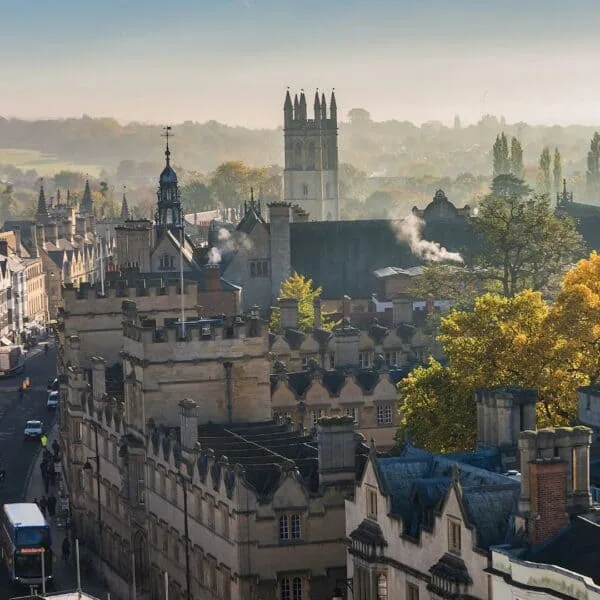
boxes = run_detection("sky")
[2,0,600,128]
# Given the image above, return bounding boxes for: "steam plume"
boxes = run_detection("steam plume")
[207,227,253,265]
[393,214,463,263]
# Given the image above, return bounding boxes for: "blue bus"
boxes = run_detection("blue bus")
[0,503,53,585]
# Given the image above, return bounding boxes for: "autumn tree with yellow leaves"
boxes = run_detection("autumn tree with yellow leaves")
[399,254,600,452]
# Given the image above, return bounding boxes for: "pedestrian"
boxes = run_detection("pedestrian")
[39,496,47,517]
[48,495,56,518]
[43,473,50,495]
[62,536,70,563]
[52,439,60,458]
[40,434,48,448]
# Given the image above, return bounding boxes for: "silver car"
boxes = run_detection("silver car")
[24,420,43,440]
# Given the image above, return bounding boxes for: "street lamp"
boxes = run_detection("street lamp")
[83,421,102,558]
[177,472,191,600]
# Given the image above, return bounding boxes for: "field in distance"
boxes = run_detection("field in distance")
[0,148,103,178]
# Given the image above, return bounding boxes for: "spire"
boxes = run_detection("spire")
[67,189,71,206]
[284,89,292,110]
[56,188,61,205]
[321,92,327,120]
[293,94,299,120]
[299,90,307,121]
[80,180,93,216]
[36,180,49,219]
[284,88,293,127]
[314,90,321,121]
[330,90,337,121]
[120,188,130,220]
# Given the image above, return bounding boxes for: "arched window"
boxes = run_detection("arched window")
[295,142,302,169]
[302,185,309,198]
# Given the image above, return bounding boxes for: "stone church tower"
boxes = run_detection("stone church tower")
[283,89,339,221]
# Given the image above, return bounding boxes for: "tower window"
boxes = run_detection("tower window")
[307,142,315,169]
[295,142,302,169]
[302,185,309,198]
[250,260,269,278]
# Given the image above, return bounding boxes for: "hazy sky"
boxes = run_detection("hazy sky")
[2,0,600,128]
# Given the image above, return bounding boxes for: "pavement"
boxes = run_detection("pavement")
[0,340,108,599]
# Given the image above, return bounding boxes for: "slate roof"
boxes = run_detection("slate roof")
[526,514,600,584]
[375,447,519,550]
[187,421,371,499]
[290,218,475,299]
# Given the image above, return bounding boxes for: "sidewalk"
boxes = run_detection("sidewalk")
[25,424,111,599]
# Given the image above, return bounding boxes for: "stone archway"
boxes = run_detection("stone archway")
[133,529,150,592]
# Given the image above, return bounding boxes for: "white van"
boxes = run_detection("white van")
[47,391,59,410]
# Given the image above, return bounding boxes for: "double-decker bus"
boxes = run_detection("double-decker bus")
[0,503,52,585]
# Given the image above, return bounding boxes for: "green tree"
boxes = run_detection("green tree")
[491,173,530,198]
[537,147,551,196]
[587,132,600,201]
[53,170,87,192]
[509,137,524,179]
[553,147,562,198]
[181,181,214,214]
[0,184,15,222]
[269,272,335,333]
[398,359,476,453]
[474,176,584,297]
[492,132,510,177]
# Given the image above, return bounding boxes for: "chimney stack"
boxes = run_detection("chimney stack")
[49,223,59,246]
[13,227,22,257]
[179,398,199,450]
[68,335,81,368]
[313,298,322,329]
[426,293,435,315]
[204,264,221,292]
[317,416,357,487]
[91,356,107,402]
[342,295,352,319]
[333,318,360,367]
[279,297,299,330]
[392,293,413,326]
[76,216,87,238]
[518,426,592,545]
[36,225,46,253]
[268,202,291,303]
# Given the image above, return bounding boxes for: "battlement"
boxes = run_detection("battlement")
[285,118,337,131]
[62,278,199,310]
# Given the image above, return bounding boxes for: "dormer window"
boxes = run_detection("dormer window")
[367,487,378,520]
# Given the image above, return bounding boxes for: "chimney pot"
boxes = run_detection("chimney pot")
[203,264,221,292]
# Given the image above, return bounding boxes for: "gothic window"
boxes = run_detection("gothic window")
[302,185,309,198]
[281,577,302,600]
[367,487,378,520]
[295,142,302,169]
[250,260,269,278]
[407,582,419,600]
[307,142,316,169]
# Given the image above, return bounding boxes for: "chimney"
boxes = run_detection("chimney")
[0,240,8,257]
[317,416,357,487]
[426,293,435,315]
[519,426,593,545]
[65,219,74,243]
[203,264,221,292]
[91,356,106,402]
[49,223,59,246]
[279,297,299,330]
[392,293,413,325]
[179,398,199,450]
[36,225,46,252]
[268,202,291,303]
[342,295,352,318]
[333,318,360,367]
[13,227,22,257]
[313,298,322,329]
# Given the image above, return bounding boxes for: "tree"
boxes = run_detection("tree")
[53,170,87,192]
[269,272,336,333]
[508,137,524,179]
[553,147,562,198]
[474,176,584,297]
[398,359,476,453]
[587,132,600,201]
[537,147,551,196]
[0,184,15,222]
[398,289,587,451]
[491,173,530,198]
[492,133,510,177]
[180,181,214,214]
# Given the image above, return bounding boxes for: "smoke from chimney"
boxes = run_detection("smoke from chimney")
[207,227,252,266]
[393,214,463,263]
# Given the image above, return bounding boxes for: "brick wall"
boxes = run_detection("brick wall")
[529,459,568,545]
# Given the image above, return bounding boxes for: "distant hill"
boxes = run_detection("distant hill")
[0,112,598,179]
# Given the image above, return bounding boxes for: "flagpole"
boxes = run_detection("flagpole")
[100,237,105,296]
[179,226,186,338]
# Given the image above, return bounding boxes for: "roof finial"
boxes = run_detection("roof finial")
[162,125,172,166]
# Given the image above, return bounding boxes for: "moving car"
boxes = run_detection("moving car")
[24,421,43,440]
[47,378,59,392]
[46,391,59,410]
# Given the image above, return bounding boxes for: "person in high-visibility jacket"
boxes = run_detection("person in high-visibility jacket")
[40,434,48,448]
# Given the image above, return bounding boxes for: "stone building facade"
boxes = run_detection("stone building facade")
[283,89,339,221]
[59,301,369,600]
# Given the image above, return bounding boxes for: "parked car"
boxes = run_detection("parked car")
[24,420,43,440]
[47,391,59,410]
[47,378,59,391]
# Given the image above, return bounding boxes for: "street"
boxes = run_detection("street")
[0,342,59,597]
